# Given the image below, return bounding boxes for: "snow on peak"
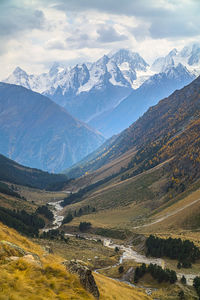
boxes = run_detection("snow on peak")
[168,48,178,57]
[151,43,200,77]
[13,66,28,76]
[49,62,65,77]
[3,44,200,98]
[4,67,31,90]
[107,48,149,87]
[164,63,187,78]
[109,48,148,71]
[179,44,200,58]
[151,51,175,73]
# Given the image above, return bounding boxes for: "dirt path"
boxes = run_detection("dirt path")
[133,198,200,229]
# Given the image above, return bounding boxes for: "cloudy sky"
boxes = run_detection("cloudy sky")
[0,0,200,78]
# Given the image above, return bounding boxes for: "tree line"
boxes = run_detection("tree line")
[35,205,54,221]
[40,229,69,243]
[193,276,200,298]
[134,263,177,284]
[146,235,200,268]
[62,205,96,225]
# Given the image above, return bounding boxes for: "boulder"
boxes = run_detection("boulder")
[63,260,100,299]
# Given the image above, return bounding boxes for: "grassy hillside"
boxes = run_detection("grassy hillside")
[0,222,151,299]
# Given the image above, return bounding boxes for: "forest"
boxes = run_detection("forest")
[146,235,200,267]
[134,263,177,284]
[35,205,54,220]
[0,206,45,236]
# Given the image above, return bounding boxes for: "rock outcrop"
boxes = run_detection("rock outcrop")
[63,260,100,299]
[0,240,41,266]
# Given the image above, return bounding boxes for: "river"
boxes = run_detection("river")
[46,199,199,287]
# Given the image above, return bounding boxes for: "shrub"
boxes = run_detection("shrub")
[118,266,124,274]
[79,222,91,232]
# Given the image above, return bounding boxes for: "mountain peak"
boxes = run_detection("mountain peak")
[49,62,65,77]
[96,54,109,66]
[168,48,177,57]
[108,48,132,57]
[109,48,148,72]
[13,66,28,76]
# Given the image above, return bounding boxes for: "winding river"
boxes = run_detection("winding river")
[46,199,199,287]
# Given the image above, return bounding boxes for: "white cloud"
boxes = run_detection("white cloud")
[96,25,128,43]
[0,0,200,79]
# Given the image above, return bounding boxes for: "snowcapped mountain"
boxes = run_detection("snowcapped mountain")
[77,54,131,94]
[3,44,200,137]
[108,49,149,86]
[5,66,52,93]
[109,49,148,71]
[5,50,144,121]
[5,50,138,96]
[151,43,200,76]
[6,67,31,90]
[151,49,176,73]
[5,45,200,96]
[89,62,195,137]
[43,52,139,121]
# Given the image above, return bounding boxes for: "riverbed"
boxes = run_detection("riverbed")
[46,199,199,287]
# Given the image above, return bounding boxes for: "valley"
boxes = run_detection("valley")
[1,143,200,299]
[1,1,200,299]
[0,34,200,300]
[32,181,200,299]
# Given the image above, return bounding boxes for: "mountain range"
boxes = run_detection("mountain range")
[0,83,104,173]
[5,44,200,137]
[65,74,200,185]
[1,47,200,300]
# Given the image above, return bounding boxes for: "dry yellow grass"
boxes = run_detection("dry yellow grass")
[94,273,152,300]
[0,223,94,299]
[0,222,43,256]
[136,188,200,234]
[0,222,152,300]
[69,202,149,229]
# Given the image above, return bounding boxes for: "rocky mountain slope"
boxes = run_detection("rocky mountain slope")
[65,74,200,190]
[0,83,104,172]
[60,76,200,246]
